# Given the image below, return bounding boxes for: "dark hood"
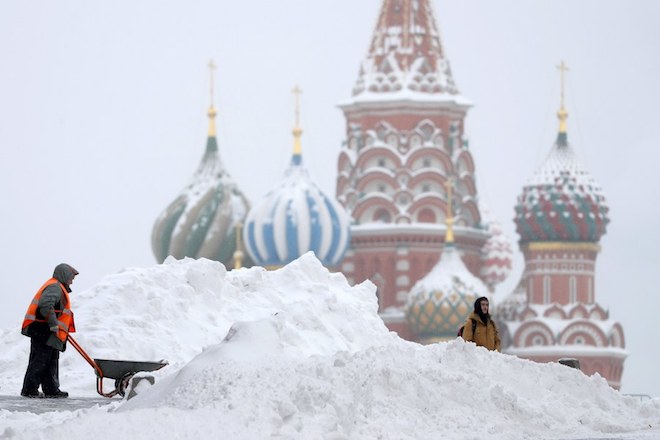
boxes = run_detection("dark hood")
[474,296,490,324]
[53,263,79,291]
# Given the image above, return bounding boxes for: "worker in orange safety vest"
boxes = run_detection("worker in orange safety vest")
[20,263,78,398]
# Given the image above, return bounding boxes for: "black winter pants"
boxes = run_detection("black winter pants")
[21,336,60,394]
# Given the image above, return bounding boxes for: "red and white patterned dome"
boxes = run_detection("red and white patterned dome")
[514,123,609,243]
[479,206,513,290]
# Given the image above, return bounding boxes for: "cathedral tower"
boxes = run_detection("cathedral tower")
[336,0,496,338]
[498,62,626,389]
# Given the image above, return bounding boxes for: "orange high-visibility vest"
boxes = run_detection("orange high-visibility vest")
[21,278,76,342]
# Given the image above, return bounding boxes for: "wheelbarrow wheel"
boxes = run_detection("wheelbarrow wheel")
[115,372,135,397]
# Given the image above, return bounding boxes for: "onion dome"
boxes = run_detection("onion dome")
[243,87,351,268]
[479,205,513,291]
[152,63,251,268]
[406,180,489,343]
[514,78,609,244]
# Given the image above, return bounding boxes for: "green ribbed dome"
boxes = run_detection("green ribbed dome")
[406,288,477,341]
[151,106,251,268]
[405,245,487,342]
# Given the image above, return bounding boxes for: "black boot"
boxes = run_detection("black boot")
[20,390,44,398]
[44,390,68,398]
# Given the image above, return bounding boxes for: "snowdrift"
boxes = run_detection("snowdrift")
[1,253,659,440]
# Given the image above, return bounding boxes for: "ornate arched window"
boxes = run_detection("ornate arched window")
[418,208,436,223]
[373,209,391,223]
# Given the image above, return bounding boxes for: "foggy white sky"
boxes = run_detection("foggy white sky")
[1,1,658,396]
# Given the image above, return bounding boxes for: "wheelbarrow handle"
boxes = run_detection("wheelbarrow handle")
[67,334,104,378]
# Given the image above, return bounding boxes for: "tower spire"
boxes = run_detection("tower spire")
[207,59,217,138]
[556,60,569,145]
[444,178,455,245]
[291,85,303,165]
[352,0,458,96]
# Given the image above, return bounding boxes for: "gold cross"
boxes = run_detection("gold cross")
[556,60,569,109]
[208,59,217,106]
[292,85,302,127]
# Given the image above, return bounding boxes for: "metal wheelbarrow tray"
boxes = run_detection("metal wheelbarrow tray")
[68,335,168,398]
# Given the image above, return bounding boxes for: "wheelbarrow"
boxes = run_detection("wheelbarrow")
[68,335,168,398]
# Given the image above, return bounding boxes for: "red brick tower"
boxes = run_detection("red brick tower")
[336,0,495,339]
[497,62,626,388]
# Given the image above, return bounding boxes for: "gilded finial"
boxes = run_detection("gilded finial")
[556,60,569,136]
[208,60,216,106]
[443,178,455,244]
[291,85,303,159]
[207,60,217,137]
[233,222,244,270]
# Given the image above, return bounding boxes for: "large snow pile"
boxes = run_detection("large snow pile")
[0,252,659,440]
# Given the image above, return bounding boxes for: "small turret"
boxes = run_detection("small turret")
[405,179,488,343]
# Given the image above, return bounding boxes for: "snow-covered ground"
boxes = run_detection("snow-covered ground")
[0,253,659,439]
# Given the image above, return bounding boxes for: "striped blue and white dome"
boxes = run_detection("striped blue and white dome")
[244,152,351,267]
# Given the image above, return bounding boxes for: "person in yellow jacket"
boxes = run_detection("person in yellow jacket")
[20,263,78,398]
[461,296,501,352]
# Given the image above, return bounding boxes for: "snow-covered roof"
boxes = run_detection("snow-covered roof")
[351,222,488,241]
[338,89,472,109]
[347,0,470,108]
[410,244,488,297]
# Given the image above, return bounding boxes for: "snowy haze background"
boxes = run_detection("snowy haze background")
[1,0,659,397]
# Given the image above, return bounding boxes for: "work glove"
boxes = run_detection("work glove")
[50,326,59,333]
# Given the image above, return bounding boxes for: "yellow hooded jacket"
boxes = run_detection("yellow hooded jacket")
[461,311,500,352]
